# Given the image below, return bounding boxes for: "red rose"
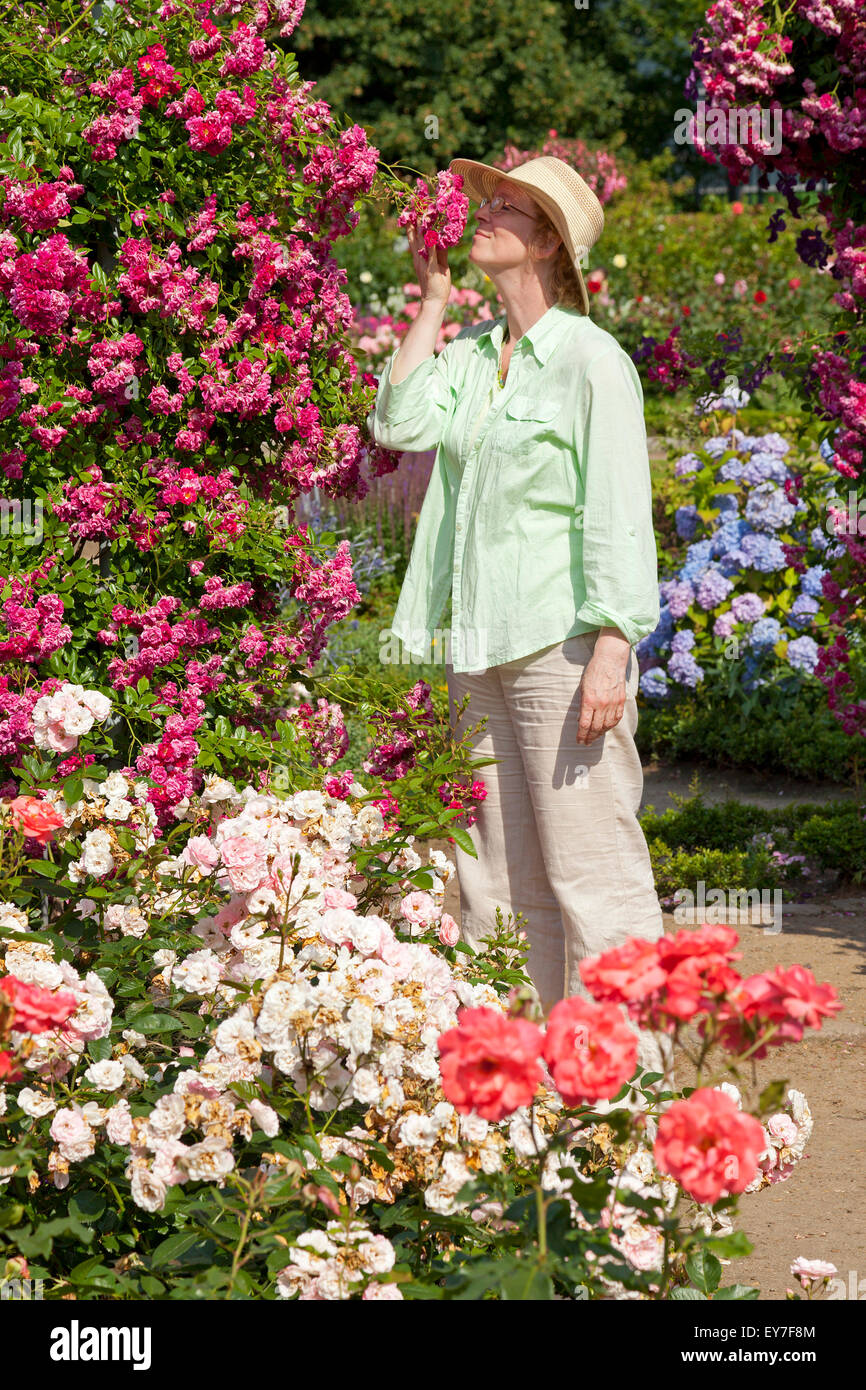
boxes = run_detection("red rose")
[754,290,767,304]
[438,1007,544,1121]
[542,995,637,1105]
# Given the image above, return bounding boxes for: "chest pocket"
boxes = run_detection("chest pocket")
[502,394,562,455]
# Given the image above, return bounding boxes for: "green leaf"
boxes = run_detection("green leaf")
[714,1283,760,1300]
[124,1012,185,1033]
[500,1264,554,1300]
[63,775,83,806]
[69,1191,107,1224]
[670,1286,708,1300]
[446,824,476,856]
[686,1248,722,1295]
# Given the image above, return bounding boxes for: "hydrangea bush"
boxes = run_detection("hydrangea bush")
[637,411,847,704]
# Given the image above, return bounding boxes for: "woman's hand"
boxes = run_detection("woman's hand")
[576,628,631,745]
[407,225,451,308]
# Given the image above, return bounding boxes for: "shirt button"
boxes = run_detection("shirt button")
[456,523,463,531]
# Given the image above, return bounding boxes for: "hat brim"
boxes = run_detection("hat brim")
[448,158,591,317]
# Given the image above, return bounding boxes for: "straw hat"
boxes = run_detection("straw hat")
[447,155,604,316]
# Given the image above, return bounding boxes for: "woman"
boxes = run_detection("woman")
[368,156,666,1072]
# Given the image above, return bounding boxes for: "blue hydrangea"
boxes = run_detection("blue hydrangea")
[819,436,837,464]
[668,650,704,687]
[710,518,750,561]
[640,667,670,699]
[748,616,783,649]
[675,504,699,540]
[801,564,827,597]
[737,532,788,572]
[695,566,734,609]
[809,526,830,552]
[786,635,819,673]
[758,432,790,456]
[744,483,798,533]
[680,538,714,581]
[713,493,740,518]
[790,593,819,628]
[674,452,701,477]
[705,435,734,458]
[671,628,696,654]
[636,605,674,658]
[740,452,791,486]
[717,459,744,482]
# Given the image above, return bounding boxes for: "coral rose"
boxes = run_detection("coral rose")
[542,995,638,1105]
[715,964,842,1057]
[0,975,79,1034]
[6,795,66,845]
[653,1087,765,1204]
[438,1006,544,1121]
[579,936,667,1005]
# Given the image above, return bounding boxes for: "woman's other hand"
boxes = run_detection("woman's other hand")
[576,628,631,745]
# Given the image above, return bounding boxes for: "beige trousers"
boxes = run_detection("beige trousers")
[445,630,671,1083]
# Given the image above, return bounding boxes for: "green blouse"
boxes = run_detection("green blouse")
[366,301,660,672]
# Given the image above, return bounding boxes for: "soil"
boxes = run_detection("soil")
[428,756,866,1301]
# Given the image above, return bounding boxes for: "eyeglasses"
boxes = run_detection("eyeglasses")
[478,194,538,221]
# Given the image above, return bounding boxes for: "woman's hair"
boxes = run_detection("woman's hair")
[526,199,586,314]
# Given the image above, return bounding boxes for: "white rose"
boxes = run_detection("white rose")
[17,1087,57,1118]
[83,1059,126,1092]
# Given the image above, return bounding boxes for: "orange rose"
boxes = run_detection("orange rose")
[6,795,66,845]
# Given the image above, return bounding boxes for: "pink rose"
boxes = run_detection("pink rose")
[322,886,358,910]
[437,913,459,947]
[399,891,437,926]
[218,835,267,894]
[50,1104,96,1162]
[184,834,220,873]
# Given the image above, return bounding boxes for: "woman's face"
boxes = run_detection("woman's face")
[468,179,542,276]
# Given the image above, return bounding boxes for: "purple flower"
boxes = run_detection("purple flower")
[695,566,734,609]
[730,592,766,622]
[640,667,669,700]
[786,635,819,674]
[661,579,695,619]
[674,452,701,477]
[713,611,736,638]
[671,628,696,654]
[668,650,704,687]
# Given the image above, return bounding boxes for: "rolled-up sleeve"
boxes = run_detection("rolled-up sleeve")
[366,339,455,453]
[574,346,660,646]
